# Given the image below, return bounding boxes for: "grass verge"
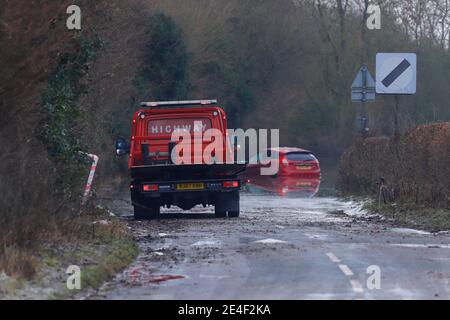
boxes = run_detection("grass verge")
[363,200,450,232]
[0,207,138,300]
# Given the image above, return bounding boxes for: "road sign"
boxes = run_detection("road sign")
[351,65,376,102]
[376,53,416,95]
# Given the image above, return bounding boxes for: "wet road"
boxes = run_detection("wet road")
[89,193,450,300]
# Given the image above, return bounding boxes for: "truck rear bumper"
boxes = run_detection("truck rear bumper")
[130,179,241,211]
[132,179,241,195]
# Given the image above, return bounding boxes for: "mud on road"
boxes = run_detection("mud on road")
[85,193,450,300]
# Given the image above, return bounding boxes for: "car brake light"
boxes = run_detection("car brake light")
[223,181,239,188]
[281,155,289,166]
[143,184,159,191]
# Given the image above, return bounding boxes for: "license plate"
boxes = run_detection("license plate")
[176,183,205,190]
[296,182,312,187]
[297,165,311,170]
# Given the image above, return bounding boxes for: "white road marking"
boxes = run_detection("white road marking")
[158,233,169,237]
[338,264,354,276]
[325,253,363,296]
[326,252,341,263]
[350,280,365,294]
[253,238,287,244]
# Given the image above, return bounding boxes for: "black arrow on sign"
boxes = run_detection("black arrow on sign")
[382,59,411,88]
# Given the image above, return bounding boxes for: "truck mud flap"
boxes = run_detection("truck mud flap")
[216,191,239,212]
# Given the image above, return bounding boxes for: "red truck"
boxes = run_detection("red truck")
[115,100,246,220]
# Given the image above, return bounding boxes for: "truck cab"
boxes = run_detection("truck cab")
[116,100,246,220]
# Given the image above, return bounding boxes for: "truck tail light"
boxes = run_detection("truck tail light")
[143,184,159,191]
[223,181,239,188]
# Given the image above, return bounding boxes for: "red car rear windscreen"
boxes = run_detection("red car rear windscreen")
[285,152,316,161]
[147,118,212,137]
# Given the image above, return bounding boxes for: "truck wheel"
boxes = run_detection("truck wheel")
[227,191,240,218]
[134,204,160,220]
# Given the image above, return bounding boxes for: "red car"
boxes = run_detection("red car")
[243,147,321,178]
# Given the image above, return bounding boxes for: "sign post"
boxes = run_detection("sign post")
[351,64,376,136]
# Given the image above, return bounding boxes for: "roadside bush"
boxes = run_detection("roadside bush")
[339,123,450,208]
[339,136,391,194]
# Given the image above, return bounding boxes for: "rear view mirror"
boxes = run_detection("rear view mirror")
[115,137,130,156]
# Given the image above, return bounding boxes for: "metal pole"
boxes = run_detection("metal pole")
[360,64,368,137]
[393,96,400,140]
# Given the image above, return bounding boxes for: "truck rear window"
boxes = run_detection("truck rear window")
[147,118,212,136]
